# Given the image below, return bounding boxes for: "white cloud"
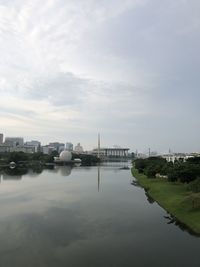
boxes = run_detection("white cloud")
[0,0,199,151]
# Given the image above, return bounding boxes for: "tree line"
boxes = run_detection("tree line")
[0,151,99,166]
[134,156,200,192]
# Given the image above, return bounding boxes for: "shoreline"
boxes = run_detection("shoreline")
[131,167,200,235]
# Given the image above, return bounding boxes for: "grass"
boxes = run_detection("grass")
[132,167,200,234]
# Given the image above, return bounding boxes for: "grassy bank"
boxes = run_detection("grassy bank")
[132,167,200,234]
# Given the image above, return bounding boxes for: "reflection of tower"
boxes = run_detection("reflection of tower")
[97,133,101,192]
[97,165,100,192]
[98,133,100,159]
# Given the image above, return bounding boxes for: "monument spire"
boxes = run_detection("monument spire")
[98,133,100,159]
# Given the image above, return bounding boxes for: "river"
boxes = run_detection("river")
[0,163,199,267]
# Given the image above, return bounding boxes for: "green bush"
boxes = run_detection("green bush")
[187,177,200,193]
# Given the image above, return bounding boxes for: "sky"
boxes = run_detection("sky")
[0,0,200,153]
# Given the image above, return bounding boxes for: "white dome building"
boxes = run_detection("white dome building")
[59,151,72,162]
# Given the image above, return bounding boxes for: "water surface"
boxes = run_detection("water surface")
[0,163,199,267]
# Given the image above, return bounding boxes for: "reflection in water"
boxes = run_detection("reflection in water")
[0,167,28,180]
[131,179,139,187]
[130,176,200,236]
[164,215,176,224]
[59,166,72,176]
[0,165,44,181]
[2,174,22,180]
[145,191,155,204]
[119,166,130,170]
[164,214,200,237]
[0,165,73,181]
[0,163,199,267]
[98,165,100,192]
[131,179,155,204]
[49,165,72,176]
[31,165,43,174]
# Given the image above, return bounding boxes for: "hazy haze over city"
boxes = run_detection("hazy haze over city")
[0,0,199,152]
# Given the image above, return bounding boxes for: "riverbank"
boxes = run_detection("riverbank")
[132,167,200,234]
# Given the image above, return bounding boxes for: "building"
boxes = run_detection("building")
[54,151,72,163]
[136,153,148,159]
[41,145,54,155]
[25,140,41,153]
[161,153,196,163]
[0,133,3,144]
[74,143,84,153]
[49,142,65,153]
[65,142,73,151]
[0,145,10,153]
[0,144,35,153]
[93,147,129,158]
[9,146,35,153]
[4,137,24,147]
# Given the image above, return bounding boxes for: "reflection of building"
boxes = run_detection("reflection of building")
[93,147,129,158]
[2,174,22,180]
[5,137,24,147]
[59,166,72,176]
[66,142,73,151]
[74,143,83,153]
[0,133,3,144]
[98,165,100,192]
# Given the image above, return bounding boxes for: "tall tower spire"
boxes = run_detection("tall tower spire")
[98,133,100,159]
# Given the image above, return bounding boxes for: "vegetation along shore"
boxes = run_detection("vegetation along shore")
[132,157,200,234]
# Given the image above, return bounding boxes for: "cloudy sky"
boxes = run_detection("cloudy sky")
[0,0,200,153]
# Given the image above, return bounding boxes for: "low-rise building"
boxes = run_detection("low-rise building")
[161,153,200,163]
[74,143,84,153]
[49,142,65,153]
[0,145,10,153]
[25,140,41,153]
[41,145,54,155]
[92,147,129,158]
[9,146,35,153]
[0,144,35,153]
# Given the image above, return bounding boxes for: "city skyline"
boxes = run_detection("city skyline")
[1,131,199,155]
[0,0,200,153]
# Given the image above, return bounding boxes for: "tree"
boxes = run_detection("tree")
[187,177,200,193]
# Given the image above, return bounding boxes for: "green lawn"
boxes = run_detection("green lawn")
[132,167,200,234]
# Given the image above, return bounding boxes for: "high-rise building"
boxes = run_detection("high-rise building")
[4,137,24,147]
[58,143,65,153]
[65,142,73,151]
[0,133,3,144]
